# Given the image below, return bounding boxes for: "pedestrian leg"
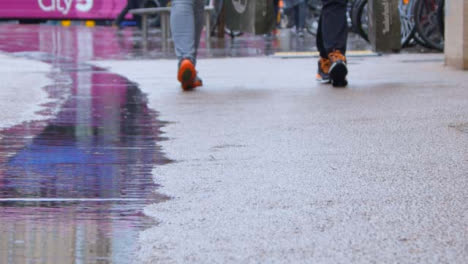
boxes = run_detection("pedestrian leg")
[316,13,328,59]
[193,0,205,64]
[171,0,197,63]
[320,0,348,55]
[171,0,204,90]
[317,0,348,86]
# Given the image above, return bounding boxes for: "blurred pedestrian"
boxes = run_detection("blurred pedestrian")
[285,0,306,37]
[274,0,280,27]
[316,0,348,87]
[171,0,204,90]
[114,0,142,28]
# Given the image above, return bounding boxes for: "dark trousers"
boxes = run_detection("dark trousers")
[316,0,348,58]
[274,0,280,21]
[115,0,142,27]
[293,2,306,30]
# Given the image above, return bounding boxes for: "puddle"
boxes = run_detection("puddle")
[0,67,171,263]
[0,26,171,263]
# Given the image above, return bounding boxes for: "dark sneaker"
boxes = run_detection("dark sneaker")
[177,59,202,90]
[328,50,348,87]
[316,57,331,83]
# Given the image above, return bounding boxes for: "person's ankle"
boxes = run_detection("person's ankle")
[179,57,195,67]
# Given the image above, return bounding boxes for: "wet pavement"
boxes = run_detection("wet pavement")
[0,24,462,263]
[95,54,468,262]
[0,23,352,263]
[0,25,172,263]
[0,71,169,262]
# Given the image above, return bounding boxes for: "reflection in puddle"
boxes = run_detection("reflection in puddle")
[0,66,170,263]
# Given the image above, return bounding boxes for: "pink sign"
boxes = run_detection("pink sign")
[0,0,127,20]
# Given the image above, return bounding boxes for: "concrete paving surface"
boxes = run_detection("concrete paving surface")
[0,53,52,129]
[94,54,468,263]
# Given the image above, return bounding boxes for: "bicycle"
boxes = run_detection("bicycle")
[351,0,417,47]
[413,0,444,51]
[351,0,444,50]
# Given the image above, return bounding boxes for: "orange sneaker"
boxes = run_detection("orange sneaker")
[316,57,331,83]
[177,59,202,90]
[328,50,348,87]
[192,76,203,88]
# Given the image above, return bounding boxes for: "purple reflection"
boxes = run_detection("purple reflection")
[1,71,170,200]
[0,24,171,264]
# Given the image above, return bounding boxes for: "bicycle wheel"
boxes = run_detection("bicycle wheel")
[437,0,444,37]
[351,0,369,42]
[414,0,444,51]
[347,0,355,30]
[353,0,417,47]
[399,0,416,48]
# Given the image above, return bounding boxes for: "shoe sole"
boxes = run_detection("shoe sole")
[192,79,203,88]
[178,60,196,90]
[316,79,331,84]
[316,74,331,84]
[329,61,348,87]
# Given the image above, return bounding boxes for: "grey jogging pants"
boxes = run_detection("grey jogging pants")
[170,0,205,64]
